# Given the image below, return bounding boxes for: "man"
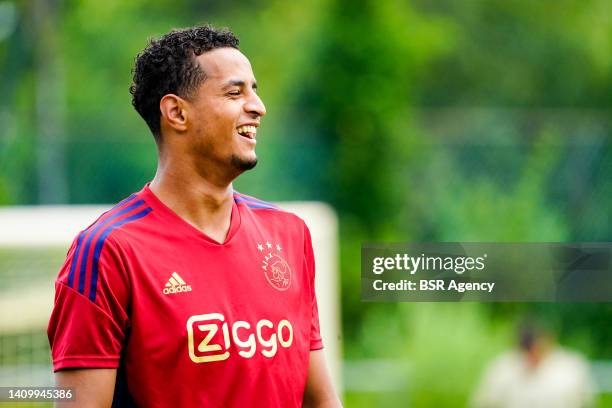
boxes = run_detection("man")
[47,25,341,408]
[471,320,594,408]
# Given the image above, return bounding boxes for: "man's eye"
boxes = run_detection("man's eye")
[228,91,241,96]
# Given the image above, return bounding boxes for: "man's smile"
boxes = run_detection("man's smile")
[237,124,257,139]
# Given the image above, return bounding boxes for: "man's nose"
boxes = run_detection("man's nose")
[244,92,266,117]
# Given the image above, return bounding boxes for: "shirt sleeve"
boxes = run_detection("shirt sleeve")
[303,223,323,350]
[47,234,130,371]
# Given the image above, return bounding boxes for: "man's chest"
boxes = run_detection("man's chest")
[119,229,311,364]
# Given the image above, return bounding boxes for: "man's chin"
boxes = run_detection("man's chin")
[230,154,258,172]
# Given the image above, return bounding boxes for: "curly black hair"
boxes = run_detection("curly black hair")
[130,25,240,141]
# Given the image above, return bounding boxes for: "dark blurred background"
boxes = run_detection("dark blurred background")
[1,0,612,406]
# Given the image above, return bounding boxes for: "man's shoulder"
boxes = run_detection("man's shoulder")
[71,191,153,250]
[234,191,305,223]
[57,191,150,294]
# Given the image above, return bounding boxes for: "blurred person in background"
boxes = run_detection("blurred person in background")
[47,25,340,408]
[471,319,595,408]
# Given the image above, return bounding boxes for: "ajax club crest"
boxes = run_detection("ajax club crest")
[257,241,291,291]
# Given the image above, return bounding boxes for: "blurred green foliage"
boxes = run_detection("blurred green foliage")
[1,0,612,406]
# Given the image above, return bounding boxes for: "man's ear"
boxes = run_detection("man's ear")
[160,94,189,133]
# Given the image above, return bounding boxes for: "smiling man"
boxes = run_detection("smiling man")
[47,25,340,408]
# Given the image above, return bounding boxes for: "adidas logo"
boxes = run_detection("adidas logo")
[163,272,192,295]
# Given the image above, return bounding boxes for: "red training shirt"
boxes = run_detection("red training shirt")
[48,184,323,407]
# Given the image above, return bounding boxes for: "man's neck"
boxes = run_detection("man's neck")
[149,165,236,244]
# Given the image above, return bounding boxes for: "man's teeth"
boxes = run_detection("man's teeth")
[237,125,257,136]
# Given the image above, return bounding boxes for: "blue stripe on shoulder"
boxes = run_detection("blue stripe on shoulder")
[89,207,152,302]
[234,193,279,210]
[76,199,146,294]
[67,194,137,288]
[234,196,278,210]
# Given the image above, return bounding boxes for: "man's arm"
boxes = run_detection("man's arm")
[303,349,342,408]
[55,368,117,408]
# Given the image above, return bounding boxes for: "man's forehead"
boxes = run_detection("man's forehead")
[196,48,255,83]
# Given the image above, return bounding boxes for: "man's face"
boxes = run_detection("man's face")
[188,47,266,173]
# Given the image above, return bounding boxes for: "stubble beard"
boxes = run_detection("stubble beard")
[230,154,258,172]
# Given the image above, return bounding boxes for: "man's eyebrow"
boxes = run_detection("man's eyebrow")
[222,79,258,89]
